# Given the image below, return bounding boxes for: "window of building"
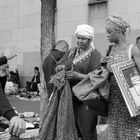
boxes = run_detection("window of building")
[88,0,108,55]
[88,0,108,33]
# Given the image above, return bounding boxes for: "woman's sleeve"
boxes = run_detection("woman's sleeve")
[56,52,68,65]
[0,87,17,120]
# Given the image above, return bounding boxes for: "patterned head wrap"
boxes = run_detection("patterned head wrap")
[106,15,130,33]
[75,24,95,49]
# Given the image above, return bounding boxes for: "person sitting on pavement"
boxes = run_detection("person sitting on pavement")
[5,70,20,95]
[26,66,40,93]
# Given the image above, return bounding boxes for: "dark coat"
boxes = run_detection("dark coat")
[43,49,65,97]
[0,56,17,120]
[31,72,40,85]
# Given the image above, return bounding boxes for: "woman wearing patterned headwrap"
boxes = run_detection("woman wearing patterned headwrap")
[98,15,140,140]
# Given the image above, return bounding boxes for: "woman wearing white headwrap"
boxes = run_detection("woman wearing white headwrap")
[98,15,140,140]
[55,24,103,140]
[75,24,95,50]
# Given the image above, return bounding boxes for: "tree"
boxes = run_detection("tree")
[40,0,56,111]
[40,0,56,61]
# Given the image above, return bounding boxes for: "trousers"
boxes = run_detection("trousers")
[74,99,98,140]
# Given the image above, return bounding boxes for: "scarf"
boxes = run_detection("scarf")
[75,24,95,49]
[106,15,130,33]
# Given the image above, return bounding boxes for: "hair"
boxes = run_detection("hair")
[34,66,39,71]
[136,36,140,44]
[55,40,69,52]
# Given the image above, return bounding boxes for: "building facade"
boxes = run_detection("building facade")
[0,0,140,86]
[0,0,41,87]
[56,0,140,54]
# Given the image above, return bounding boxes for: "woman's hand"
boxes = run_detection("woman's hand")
[66,70,87,80]
[55,65,65,73]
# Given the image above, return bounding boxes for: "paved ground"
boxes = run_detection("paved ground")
[7,96,40,115]
[97,124,108,134]
[6,96,108,139]
[4,96,40,139]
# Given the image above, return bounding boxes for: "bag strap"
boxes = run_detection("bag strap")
[128,44,134,60]
[106,45,113,56]
[50,54,57,63]
[96,88,108,104]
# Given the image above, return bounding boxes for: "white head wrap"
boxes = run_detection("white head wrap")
[75,24,95,49]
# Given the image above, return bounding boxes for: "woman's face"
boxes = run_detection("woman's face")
[77,35,91,50]
[106,28,118,43]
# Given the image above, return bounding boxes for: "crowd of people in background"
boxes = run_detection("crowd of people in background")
[3,66,41,100]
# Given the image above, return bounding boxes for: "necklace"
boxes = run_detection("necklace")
[73,47,93,65]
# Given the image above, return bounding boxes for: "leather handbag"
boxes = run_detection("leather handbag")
[72,67,110,116]
[72,66,110,101]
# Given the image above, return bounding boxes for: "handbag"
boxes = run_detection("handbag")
[72,66,110,101]
[72,67,110,117]
[72,45,112,101]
